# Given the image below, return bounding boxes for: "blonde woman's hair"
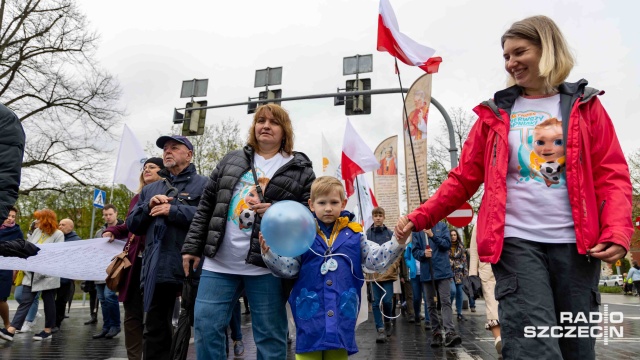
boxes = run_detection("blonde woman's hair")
[247,104,294,155]
[501,15,574,94]
[310,176,345,202]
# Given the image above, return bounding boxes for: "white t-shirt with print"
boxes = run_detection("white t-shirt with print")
[504,94,575,243]
[203,152,294,275]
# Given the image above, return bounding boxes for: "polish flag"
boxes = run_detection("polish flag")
[377,0,442,73]
[341,119,378,197]
[352,174,379,231]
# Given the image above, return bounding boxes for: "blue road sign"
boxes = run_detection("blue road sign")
[93,188,106,209]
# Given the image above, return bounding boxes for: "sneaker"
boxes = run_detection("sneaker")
[376,328,386,343]
[384,322,393,337]
[457,314,465,321]
[0,328,14,342]
[408,317,415,323]
[92,329,109,339]
[16,322,33,333]
[495,336,502,354]
[84,314,98,325]
[51,327,60,334]
[444,331,462,347]
[470,307,476,313]
[430,332,443,347]
[33,330,52,341]
[233,340,245,356]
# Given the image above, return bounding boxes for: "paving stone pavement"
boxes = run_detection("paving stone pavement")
[1,294,638,359]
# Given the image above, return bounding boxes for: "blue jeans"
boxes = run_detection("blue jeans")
[228,299,242,341]
[95,284,121,331]
[450,282,464,315]
[410,276,429,323]
[14,286,39,322]
[195,270,287,360]
[372,280,394,330]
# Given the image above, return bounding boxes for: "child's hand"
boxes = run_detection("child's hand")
[259,232,270,254]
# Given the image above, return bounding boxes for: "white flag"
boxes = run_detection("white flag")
[113,124,148,193]
[352,175,378,231]
[321,133,342,179]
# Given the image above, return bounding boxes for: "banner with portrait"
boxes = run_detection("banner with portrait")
[373,135,400,227]
[403,74,432,212]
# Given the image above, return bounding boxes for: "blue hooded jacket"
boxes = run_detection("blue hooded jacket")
[411,221,453,281]
[290,210,363,355]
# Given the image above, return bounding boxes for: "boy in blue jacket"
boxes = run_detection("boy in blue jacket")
[412,221,461,348]
[261,176,408,359]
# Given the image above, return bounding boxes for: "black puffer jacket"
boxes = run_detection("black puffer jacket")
[0,104,25,223]
[182,145,315,268]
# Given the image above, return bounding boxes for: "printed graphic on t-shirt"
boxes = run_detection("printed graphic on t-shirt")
[228,169,270,231]
[510,111,565,188]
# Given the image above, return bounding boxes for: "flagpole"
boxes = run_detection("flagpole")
[394,58,441,324]
[394,58,424,204]
[355,176,365,228]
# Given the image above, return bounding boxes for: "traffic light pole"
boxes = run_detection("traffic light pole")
[174,88,459,169]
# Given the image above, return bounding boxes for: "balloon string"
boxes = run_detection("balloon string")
[306,247,401,321]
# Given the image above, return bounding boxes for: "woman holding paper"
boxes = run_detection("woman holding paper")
[102,157,164,360]
[0,209,64,342]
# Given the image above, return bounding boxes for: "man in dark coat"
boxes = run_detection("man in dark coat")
[0,104,25,224]
[127,135,208,360]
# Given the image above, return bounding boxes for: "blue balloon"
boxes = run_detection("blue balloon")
[261,200,316,257]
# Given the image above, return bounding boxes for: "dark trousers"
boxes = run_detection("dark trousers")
[54,281,73,327]
[143,282,180,360]
[124,261,144,360]
[88,288,99,316]
[11,286,56,329]
[492,238,601,360]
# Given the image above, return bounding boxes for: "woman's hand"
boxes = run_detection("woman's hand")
[102,231,115,243]
[251,203,271,216]
[395,216,415,240]
[182,254,201,277]
[259,232,270,254]
[588,243,626,263]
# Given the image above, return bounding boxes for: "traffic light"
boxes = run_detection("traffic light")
[345,78,371,115]
[181,100,207,136]
[259,89,282,105]
[248,90,282,114]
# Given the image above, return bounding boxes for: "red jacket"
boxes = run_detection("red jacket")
[408,81,633,264]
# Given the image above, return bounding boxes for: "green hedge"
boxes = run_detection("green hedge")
[599,285,622,293]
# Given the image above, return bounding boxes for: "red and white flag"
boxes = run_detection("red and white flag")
[377,0,442,73]
[352,174,379,231]
[341,119,378,197]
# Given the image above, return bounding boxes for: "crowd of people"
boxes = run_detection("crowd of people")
[0,14,635,360]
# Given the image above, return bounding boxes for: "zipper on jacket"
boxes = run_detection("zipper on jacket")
[492,133,498,166]
[600,200,606,213]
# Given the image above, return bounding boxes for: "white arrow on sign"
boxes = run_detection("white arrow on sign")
[448,209,473,218]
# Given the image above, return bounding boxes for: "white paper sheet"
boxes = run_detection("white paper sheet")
[0,238,126,281]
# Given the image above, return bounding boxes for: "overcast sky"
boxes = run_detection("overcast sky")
[79,0,639,180]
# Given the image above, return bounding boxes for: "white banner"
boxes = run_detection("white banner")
[0,238,125,281]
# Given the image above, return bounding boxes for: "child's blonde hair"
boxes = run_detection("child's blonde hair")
[310,176,346,202]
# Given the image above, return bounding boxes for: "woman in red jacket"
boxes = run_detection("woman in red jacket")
[396,15,632,360]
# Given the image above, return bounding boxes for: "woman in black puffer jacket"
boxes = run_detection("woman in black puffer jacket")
[182,104,315,359]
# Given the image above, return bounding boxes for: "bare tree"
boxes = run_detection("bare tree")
[428,107,483,243]
[0,0,123,195]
